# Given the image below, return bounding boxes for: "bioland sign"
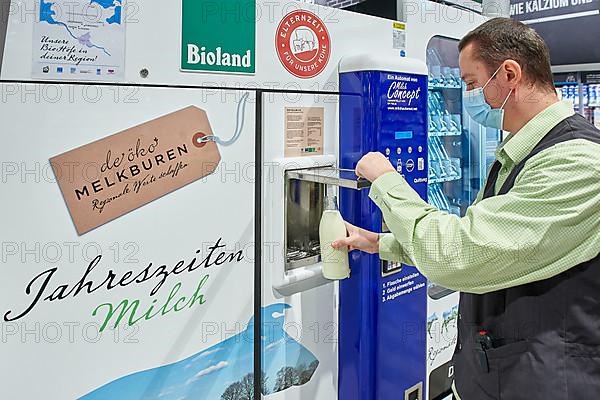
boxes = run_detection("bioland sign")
[181,0,256,74]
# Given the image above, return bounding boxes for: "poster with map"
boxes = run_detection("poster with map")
[32,0,126,81]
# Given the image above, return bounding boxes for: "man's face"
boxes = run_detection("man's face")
[459,43,509,109]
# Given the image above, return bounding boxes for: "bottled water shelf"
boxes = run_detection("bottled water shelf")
[429,83,461,90]
[429,130,461,137]
[429,175,462,184]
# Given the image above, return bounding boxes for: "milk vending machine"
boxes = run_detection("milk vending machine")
[0,1,493,399]
[337,56,429,400]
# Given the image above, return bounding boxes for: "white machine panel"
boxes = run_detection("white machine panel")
[0,84,256,400]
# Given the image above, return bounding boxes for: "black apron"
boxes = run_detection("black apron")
[454,113,600,399]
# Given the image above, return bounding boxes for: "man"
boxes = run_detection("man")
[332,18,600,399]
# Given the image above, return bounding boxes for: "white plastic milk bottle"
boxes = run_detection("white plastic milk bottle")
[319,195,350,280]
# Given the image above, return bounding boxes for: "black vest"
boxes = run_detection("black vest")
[454,113,600,400]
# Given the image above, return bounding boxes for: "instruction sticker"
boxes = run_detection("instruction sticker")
[284,107,324,157]
[393,21,406,56]
[50,106,221,235]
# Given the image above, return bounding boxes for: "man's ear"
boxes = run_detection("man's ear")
[501,60,522,89]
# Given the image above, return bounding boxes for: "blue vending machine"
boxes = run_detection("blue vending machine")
[338,56,430,400]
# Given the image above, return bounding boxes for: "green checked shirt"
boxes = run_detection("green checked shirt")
[371,100,600,294]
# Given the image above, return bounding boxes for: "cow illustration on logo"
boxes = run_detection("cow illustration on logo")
[292,28,317,59]
[275,10,331,79]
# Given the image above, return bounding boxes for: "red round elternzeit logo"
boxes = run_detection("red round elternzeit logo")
[275,10,331,79]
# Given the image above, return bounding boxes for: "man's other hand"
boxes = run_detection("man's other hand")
[332,221,379,254]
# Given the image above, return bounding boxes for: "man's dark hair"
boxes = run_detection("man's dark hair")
[459,18,555,93]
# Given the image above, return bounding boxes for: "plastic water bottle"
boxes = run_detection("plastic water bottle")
[589,85,596,106]
[319,195,350,280]
[567,86,575,106]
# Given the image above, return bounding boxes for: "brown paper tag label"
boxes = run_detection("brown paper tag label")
[284,107,324,157]
[50,106,221,235]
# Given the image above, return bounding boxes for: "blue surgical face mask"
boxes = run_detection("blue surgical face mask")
[464,64,513,130]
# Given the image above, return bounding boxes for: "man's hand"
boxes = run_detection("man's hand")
[331,221,379,254]
[355,152,396,182]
